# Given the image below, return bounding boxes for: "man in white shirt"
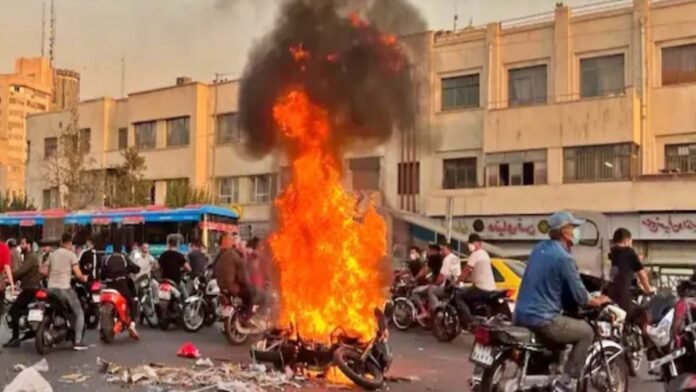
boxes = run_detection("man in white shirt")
[455,234,497,329]
[133,243,156,281]
[427,243,462,311]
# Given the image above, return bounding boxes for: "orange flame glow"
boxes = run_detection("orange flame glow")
[270,89,387,343]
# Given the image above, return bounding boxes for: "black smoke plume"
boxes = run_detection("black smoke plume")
[238,0,425,158]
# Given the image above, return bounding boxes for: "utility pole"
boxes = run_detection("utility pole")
[49,0,55,66]
[453,0,459,31]
[41,2,46,57]
[120,54,126,98]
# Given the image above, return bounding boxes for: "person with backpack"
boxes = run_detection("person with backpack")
[100,236,140,339]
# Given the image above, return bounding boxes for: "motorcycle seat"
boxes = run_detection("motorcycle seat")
[497,326,539,345]
[482,290,509,301]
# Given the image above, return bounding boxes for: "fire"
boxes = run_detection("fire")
[270,89,387,343]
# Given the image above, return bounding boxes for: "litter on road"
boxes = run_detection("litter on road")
[3,367,53,392]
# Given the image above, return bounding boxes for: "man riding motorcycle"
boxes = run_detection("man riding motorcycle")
[44,233,89,351]
[427,242,461,314]
[454,234,497,330]
[158,237,191,299]
[412,243,442,319]
[3,238,41,348]
[101,237,141,339]
[514,211,610,392]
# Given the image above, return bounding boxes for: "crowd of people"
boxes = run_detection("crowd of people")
[0,230,269,353]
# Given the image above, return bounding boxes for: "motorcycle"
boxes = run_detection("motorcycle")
[222,290,274,345]
[182,274,219,332]
[135,275,158,328]
[3,285,39,341]
[471,302,628,392]
[73,279,102,329]
[99,288,137,343]
[389,277,429,331]
[157,279,184,331]
[30,288,84,354]
[432,283,513,343]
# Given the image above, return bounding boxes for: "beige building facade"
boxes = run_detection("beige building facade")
[24,0,696,263]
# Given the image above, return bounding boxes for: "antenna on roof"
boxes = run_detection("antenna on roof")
[49,0,55,66]
[453,0,459,31]
[41,2,46,57]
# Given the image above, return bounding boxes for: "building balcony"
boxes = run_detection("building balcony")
[485,88,639,152]
[424,176,696,217]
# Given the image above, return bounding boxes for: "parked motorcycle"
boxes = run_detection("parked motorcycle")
[99,288,138,343]
[73,279,102,329]
[31,288,84,354]
[471,302,628,392]
[135,275,158,328]
[432,284,513,343]
[182,274,219,332]
[157,279,184,331]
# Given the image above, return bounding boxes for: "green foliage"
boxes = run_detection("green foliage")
[165,180,212,208]
[0,191,36,212]
[105,147,152,208]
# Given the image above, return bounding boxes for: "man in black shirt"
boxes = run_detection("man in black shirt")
[187,241,208,277]
[158,237,191,297]
[608,228,653,325]
[101,238,140,339]
[411,243,442,319]
[78,237,100,281]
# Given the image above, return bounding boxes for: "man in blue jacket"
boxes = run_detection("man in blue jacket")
[514,211,610,392]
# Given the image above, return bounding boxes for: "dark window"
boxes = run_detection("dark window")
[665,143,696,172]
[563,143,638,183]
[217,177,240,204]
[216,113,241,144]
[492,265,504,283]
[118,127,128,150]
[503,259,526,278]
[581,54,625,97]
[441,74,480,110]
[349,157,381,191]
[250,174,277,203]
[44,137,57,159]
[397,161,420,195]
[166,117,190,147]
[135,121,156,150]
[79,128,91,153]
[662,43,696,86]
[508,65,547,106]
[26,141,30,162]
[486,150,547,187]
[443,158,477,189]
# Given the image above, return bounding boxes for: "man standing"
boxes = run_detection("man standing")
[455,234,497,329]
[158,237,191,297]
[427,243,462,312]
[4,239,41,348]
[45,233,89,351]
[187,241,208,278]
[0,235,15,320]
[133,243,156,281]
[78,236,100,281]
[514,212,610,392]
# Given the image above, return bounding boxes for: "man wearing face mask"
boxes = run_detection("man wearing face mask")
[454,234,496,330]
[514,211,610,392]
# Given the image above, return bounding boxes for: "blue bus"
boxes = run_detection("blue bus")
[0,204,240,257]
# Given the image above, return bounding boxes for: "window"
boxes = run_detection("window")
[250,174,277,203]
[134,121,156,150]
[486,150,547,186]
[26,141,30,162]
[79,128,91,153]
[44,137,57,159]
[665,143,696,172]
[349,157,381,191]
[662,43,696,86]
[564,143,638,183]
[118,127,128,150]
[398,161,420,195]
[166,117,190,147]
[216,113,241,144]
[443,158,477,189]
[441,74,480,110]
[217,177,240,204]
[42,187,59,209]
[508,65,547,106]
[581,54,625,97]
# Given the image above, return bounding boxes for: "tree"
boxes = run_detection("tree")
[105,147,152,208]
[43,105,101,210]
[165,180,212,208]
[0,191,36,212]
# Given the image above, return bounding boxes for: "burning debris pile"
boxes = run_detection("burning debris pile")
[238,0,423,344]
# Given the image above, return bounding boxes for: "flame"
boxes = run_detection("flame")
[270,88,386,343]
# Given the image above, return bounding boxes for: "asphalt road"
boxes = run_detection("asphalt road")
[0,322,666,391]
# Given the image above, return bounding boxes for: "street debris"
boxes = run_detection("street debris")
[3,367,53,392]
[12,358,50,373]
[177,342,201,359]
[98,358,306,390]
[59,372,89,384]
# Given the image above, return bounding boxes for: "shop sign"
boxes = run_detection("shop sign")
[446,216,549,240]
[639,214,696,240]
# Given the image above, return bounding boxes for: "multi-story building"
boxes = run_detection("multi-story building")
[53,69,80,111]
[0,58,54,192]
[25,0,696,264]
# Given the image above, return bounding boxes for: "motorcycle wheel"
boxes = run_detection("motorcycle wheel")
[579,344,629,392]
[100,304,116,344]
[34,317,53,355]
[223,314,249,345]
[183,301,206,333]
[333,346,384,391]
[391,298,415,331]
[142,294,158,328]
[624,327,643,377]
[432,306,461,343]
[158,301,170,331]
[86,304,99,329]
[479,353,517,392]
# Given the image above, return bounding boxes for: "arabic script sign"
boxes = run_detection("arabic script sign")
[640,214,696,239]
[447,216,549,240]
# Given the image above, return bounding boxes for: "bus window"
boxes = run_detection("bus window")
[145,222,180,246]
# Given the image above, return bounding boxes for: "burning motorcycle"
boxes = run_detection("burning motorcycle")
[251,308,392,391]
[99,288,138,343]
[432,283,513,343]
[31,288,85,354]
[182,274,219,332]
[471,302,628,392]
